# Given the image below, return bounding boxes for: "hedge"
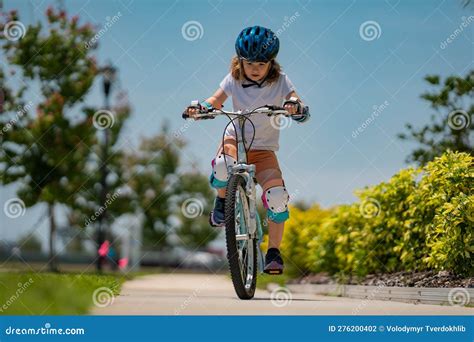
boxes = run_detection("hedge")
[278,151,473,279]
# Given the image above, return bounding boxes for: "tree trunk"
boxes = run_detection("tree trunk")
[48,203,59,272]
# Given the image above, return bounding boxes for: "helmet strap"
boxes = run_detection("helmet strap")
[241,59,274,88]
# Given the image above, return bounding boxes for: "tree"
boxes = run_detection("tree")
[16,233,42,253]
[124,125,183,249]
[398,71,473,166]
[174,171,218,250]
[124,124,218,251]
[0,7,98,271]
[67,90,133,269]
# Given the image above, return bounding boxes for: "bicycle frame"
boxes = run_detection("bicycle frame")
[228,114,266,272]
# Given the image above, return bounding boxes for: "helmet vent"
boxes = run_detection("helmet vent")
[235,26,279,61]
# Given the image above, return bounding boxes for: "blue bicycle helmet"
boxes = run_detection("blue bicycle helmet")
[235,26,279,62]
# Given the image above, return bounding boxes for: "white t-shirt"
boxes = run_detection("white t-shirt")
[219,72,296,151]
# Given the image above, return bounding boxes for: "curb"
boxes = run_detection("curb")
[267,283,474,306]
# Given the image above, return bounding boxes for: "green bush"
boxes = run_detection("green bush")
[279,204,332,276]
[425,193,473,275]
[401,151,473,272]
[353,167,420,275]
[280,151,473,279]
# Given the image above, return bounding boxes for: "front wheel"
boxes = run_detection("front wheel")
[225,174,257,299]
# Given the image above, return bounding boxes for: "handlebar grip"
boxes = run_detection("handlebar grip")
[199,114,216,120]
[182,112,216,120]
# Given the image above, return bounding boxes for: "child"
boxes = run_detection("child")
[185,26,310,274]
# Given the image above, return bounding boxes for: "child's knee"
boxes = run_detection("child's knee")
[209,153,237,189]
[261,179,290,223]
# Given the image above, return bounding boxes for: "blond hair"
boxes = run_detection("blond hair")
[230,56,281,84]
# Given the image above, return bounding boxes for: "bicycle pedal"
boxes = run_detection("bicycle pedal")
[264,269,283,275]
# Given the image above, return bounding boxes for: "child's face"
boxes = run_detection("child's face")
[242,60,271,82]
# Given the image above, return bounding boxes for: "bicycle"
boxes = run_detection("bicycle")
[182,101,308,299]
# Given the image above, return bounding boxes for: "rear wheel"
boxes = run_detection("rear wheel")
[225,174,257,299]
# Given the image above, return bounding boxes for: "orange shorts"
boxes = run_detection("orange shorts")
[216,138,284,190]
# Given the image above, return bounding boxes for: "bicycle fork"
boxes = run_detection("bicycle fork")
[228,163,265,273]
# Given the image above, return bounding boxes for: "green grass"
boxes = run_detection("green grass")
[0,272,126,315]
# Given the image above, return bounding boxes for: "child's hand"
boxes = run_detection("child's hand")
[184,101,214,119]
[284,96,305,116]
[184,105,200,119]
[284,102,299,115]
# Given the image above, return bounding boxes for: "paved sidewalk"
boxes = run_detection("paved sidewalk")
[93,273,474,315]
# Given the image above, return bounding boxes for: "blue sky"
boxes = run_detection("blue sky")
[1,0,473,243]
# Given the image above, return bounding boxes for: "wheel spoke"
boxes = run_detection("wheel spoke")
[235,185,251,285]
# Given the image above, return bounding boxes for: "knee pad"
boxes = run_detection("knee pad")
[209,154,237,189]
[262,185,290,223]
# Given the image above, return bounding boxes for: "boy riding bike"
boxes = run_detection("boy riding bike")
[184,26,310,274]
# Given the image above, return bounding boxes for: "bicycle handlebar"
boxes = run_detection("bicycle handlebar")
[182,104,305,120]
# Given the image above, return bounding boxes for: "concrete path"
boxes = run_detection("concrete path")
[93,273,474,315]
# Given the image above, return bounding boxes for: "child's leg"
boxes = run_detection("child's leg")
[256,169,288,249]
[208,137,238,227]
[212,137,237,198]
[268,221,284,249]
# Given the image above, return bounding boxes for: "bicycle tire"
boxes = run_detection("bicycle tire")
[225,174,257,299]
